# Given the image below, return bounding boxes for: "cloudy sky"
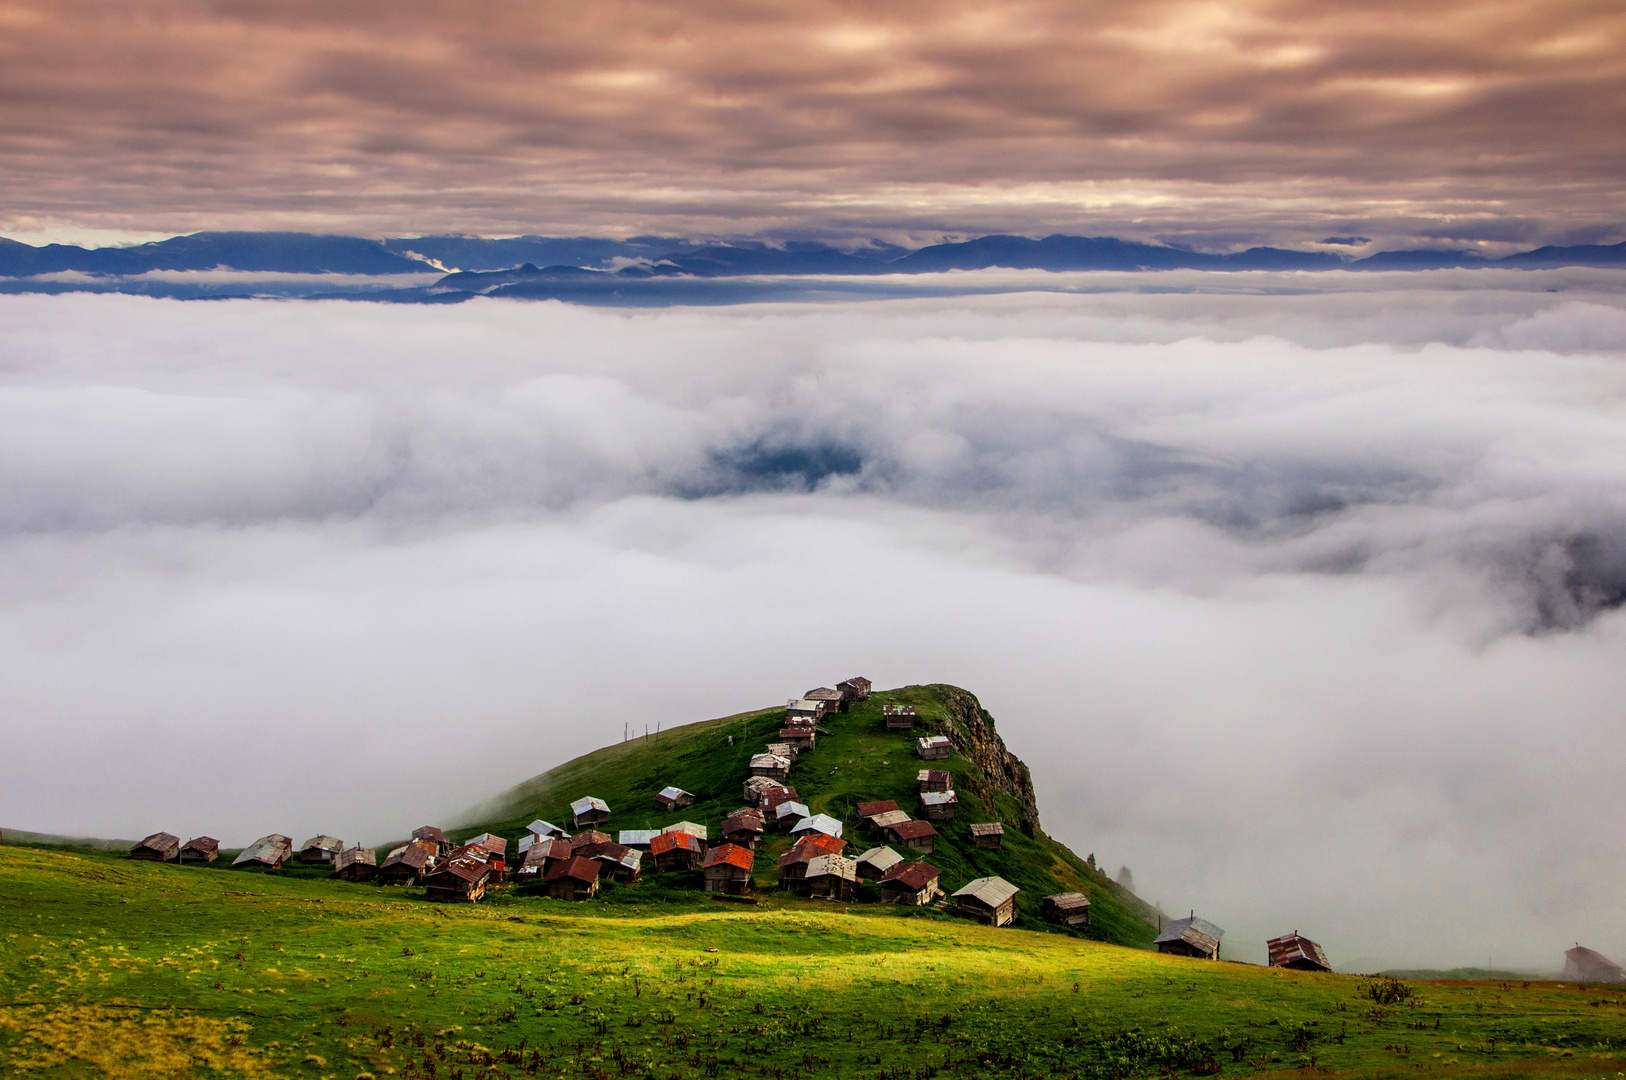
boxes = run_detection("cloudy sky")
[0,0,1622,248]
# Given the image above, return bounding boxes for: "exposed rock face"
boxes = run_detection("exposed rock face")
[932,686,1042,837]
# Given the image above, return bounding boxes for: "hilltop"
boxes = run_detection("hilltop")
[453,683,1158,948]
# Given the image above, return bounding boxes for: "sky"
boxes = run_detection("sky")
[4,274,1626,971]
[0,0,1622,249]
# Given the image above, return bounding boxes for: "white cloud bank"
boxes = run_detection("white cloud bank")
[3,276,1626,970]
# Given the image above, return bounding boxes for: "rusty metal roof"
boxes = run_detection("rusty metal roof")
[569,830,613,849]
[704,843,755,871]
[778,727,816,739]
[382,840,436,870]
[1045,892,1090,911]
[232,834,293,866]
[883,861,940,891]
[650,831,703,856]
[428,855,490,884]
[181,836,218,854]
[779,834,845,867]
[570,796,610,815]
[953,876,1019,908]
[888,820,937,840]
[466,833,507,856]
[969,822,1004,837]
[334,846,376,872]
[917,769,951,783]
[1266,933,1329,970]
[412,825,447,844]
[720,811,764,835]
[856,800,900,818]
[791,814,843,839]
[855,846,904,873]
[545,855,602,884]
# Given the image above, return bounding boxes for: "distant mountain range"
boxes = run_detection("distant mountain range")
[0,231,1621,303]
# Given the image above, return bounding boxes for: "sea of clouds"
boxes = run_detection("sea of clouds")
[3,272,1626,970]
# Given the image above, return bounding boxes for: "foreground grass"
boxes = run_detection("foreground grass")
[5,847,1626,1080]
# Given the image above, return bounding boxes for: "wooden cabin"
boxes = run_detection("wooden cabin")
[179,836,219,863]
[334,846,377,882]
[764,741,798,762]
[790,814,844,841]
[784,698,822,723]
[804,855,858,900]
[665,821,708,841]
[378,839,436,885]
[883,704,916,730]
[594,845,642,884]
[881,861,941,906]
[649,830,704,872]
[921,790,958,821]
[1564,945,1625,983]
[970,822,1004,849]
[568,829,612,851]
[856,799,900,823]
[778,726,816,751]
[544,856,602,901]
[569,796,611,829]
[884,819,937,854]
[1155,915,1224,960]
[773,800,812,830]
[804,687,843,714]
[776,834,845,888]
[916,735,952,760]
[232,834,293,870]
[425,855,491,903]
[525,819,567,841]
[719,809,766,849]
[854,845,903,880]
[1042,893,1091,927]
[749,754,791,781]
[412,825,452,856]
[518,837,573,878]
[1267,932,1331,972]
[836,677,872,706]
[654,786,695,812]
[744,775,790,803]
[865,809,911,836]
[299,835,344,864]
[759,786,800,817]
[952,877,1019,927]
[130,832,180,862]
[703,843,755,894]
[917,769,951,793]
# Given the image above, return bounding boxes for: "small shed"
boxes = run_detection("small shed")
[1267,932,1331,972]
[618,830,659,850]
[744,775,790,803]
[749,754,791,781]
[654,786,695,812]
[881,861,941,906]
[885,819,937,853]
[649,830,704,872]
[969,822,1004,849]
[1564,945,1625,983]
[917,769,952,793]
[232,834,294,870]
[425,855,491,903]
[1155,915,1224,960]
[883,703,917,730]
[764,741,799,761]
[866,809,912,836]
[179,836,219,863]
[778,726,816,750]
[916,735,952,760]
[298,835,344,864]
[130,832,181,862]
[790,814,844,841]
[785,698,822,722]
[378,839,436,885]
[921,790,958,821]
[1042,892,1091,927]
[804,855,858,900]
[412,825,452,855]
[334,846,377,883]
[525,819,567,840]
[804,687,844,713]
[953,877,1020,927]
[855,845,904,879]
[856,799,900,822]
[719,809,766,849]
[837,676,872,704]
[773,800,812,828]
[544,855,601,901]
[595,845,642,884]
[703,843,755,894]
[570,796,611,829]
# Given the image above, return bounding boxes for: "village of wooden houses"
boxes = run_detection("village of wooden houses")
[123,676,1332,973]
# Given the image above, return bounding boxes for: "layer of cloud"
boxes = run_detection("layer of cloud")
[3,279,1626,970]
[0,1,1622,245]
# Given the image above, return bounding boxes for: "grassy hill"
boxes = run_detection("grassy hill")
[455,684,1158,948]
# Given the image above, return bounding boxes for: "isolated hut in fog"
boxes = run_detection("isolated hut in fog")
[1267,932,1331,972]
[1564,945,1625,983]
[130,832,180,862]
[1156,914,1224,960]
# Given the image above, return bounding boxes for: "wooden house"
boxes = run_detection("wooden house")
[425,856,491,904]
[804,855,858,900]
[130,832,180,862]
[654,786,694,812]
[179,836,219,863]
[1563,946,1625,983]
[773,800,811,829]
[649,830,704,872]
[778,726,816,751]
[665,821,708,841]
[1042,893,1091,927]
[594,845,642,884]
[969,822,1004,849]
[884,819,937,854]
[854,845,903,880]
[544,856,602,901]
[299,835,344,864]
[917,769,951,793]
[412,825,452,856]
[1267,932,1331,972]
[916,735,952,760]
[1155,914,1224,960]
[921,790,958,821]
[855,799,900,823]
[334,846,377,882]
[881,861,941,906]
[883,704,916,730]
[719,809,765,849]
[569,796,611,829]
[784,698,822,723]
[749,753,791,781]
[518,837,573,877]
[744,775,790,803]
[804,687,843,715]
[776,834,845,888]
[525,819,567,841]
[703,843,755,894]
[764,741,798,762]
[759,786,800,817]
[232,834,293,870]
[378,839,436,885]
[952,877,1019,927]
[865,809,911,836]
[790,814,844,841]
[836,677,872,705]
[568,829,613,851]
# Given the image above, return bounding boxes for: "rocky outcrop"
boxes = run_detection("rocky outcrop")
[929,686,1042,837]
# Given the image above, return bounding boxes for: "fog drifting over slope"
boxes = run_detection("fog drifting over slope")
[4,275,1626,969]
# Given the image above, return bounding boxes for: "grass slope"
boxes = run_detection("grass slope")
[5,844,1626,1080]
[458,684,1154,947]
